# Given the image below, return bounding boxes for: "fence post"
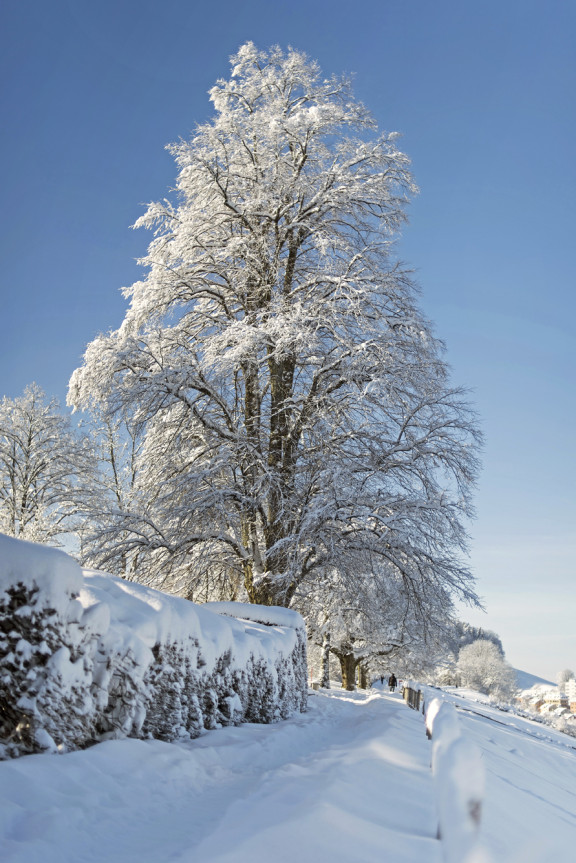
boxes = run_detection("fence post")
[403,683,423,713]
[426,698,489,863]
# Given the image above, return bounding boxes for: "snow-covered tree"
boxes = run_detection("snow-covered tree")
[456,639,517,700]
[452,621,503,655]
[74,410,144,578]
[69,43,481,610]
[298,560,460,690]
[301,569,402,689]
[0,384,90,546]
[556,669,575,690]
[424,620,505,689]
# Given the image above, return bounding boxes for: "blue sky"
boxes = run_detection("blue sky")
[1,0,574,680]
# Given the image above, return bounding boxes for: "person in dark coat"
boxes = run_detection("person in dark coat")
[388,673,397,692]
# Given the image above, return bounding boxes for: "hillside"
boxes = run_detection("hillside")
[1,685,575,862]
[514,668,554,689]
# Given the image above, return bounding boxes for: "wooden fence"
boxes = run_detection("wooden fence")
[403,683,424,713]
[403,684,492,863]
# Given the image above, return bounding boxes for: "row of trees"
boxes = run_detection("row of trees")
[2,44,483,686]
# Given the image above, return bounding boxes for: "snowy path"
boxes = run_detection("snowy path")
[0,689,441,863]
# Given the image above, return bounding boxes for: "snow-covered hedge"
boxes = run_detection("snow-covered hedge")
[0,534,307,759]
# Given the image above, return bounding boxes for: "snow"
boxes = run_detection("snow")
[0,688,440,863]
[2,536,575,859]
[1,536,306,757]
[0,533,83,614]
[425,688,576,861]
[80,571,301,669]
[204,601,306,632]
[1,686,575,862]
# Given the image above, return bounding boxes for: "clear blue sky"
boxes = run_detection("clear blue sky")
[1,0,574,680]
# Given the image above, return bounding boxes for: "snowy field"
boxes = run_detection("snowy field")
[442,688,576,862]
[1,686,576,863]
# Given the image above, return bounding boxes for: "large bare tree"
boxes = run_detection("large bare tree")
[69,43,481,610]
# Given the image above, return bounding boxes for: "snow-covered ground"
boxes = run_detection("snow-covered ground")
[1,685,576,863]
[441,688,576,861]
[0,687,439,863]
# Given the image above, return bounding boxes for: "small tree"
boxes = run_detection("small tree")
[0,384,91,546]
[456,639,517,701]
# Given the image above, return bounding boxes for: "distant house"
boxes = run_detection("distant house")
[566,678,576,714]
[542,689,569,709]
[554,706,571,717]
[516,686,545,712]
[517,685,570,715]
[517,692,544,711]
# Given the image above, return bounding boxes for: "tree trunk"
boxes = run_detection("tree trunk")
[339,653,356,691]
[240,352,267,604]
[358,663,369,690]
[321,632,331,689]
[264,350,296,593]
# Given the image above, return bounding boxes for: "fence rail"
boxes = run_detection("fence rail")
[403,684,424,713]
[403,685,491,863]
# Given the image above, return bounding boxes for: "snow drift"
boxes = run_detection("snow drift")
[0,534,307,759]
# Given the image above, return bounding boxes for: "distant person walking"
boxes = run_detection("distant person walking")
[388,673,397,692]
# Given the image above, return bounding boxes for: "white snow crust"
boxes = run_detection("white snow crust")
[0,533,83,612]
[1,686,575,862]
[81,571,300,669]
[203,600,305,632]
